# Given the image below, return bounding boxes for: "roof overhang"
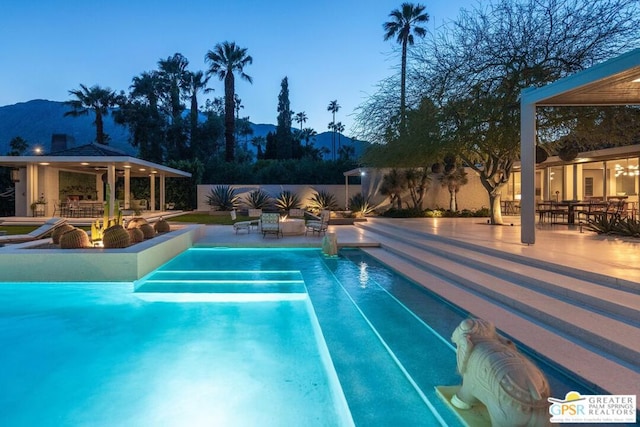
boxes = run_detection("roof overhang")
[0,155,191,178]
[521,48,640,107]
[520,48,640,245]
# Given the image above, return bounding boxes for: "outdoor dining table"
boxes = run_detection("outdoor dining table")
[554,200,611,224]
[553,200,590,224]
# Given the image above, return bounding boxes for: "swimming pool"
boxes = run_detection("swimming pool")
[0,248,603,426]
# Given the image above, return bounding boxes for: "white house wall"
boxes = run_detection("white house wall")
[197,168,489,213]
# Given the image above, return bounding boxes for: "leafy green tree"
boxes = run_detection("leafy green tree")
[419,0,639,224]
[64,84,120,145]
[264,131,277,160]
[276,77,294,159]
[383,2,429,133]
[380,168,405,209]
[251,136,266,159]
[205,41,253,162]
[114,71,165,162]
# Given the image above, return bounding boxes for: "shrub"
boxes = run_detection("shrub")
[308,189,338,212]
[274,190,301,210]
[244,189,272,209]
[206,185,239,211]
[349,193,377,218]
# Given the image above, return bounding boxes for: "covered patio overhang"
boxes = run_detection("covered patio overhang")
[520,48,640,244]
[0,147,191,217]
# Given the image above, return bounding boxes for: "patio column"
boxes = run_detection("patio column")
[159,174,165,211]
[520,98,536,244]
[26,164,39,217]
[108,164,116,217]
[124,167,131,209]
[150,174,156,212]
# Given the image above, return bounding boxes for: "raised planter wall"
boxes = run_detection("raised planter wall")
[0,224,205,282]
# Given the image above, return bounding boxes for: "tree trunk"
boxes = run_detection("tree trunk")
[449,190,457,212]
[95,111,106,145]
[489,193,504,225]
[224,73,236,162]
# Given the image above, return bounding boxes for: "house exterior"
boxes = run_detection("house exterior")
[0,143,191,217]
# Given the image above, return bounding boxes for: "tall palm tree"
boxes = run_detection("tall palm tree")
[327,100,340,160]
[64,84,119,145]
[383,3,429,133]
[185,70,211,156]
[205,41,253,162]
[157,53,189,122]
[335,121,345,151]
[186,71,210,121]
[295,111,308,131]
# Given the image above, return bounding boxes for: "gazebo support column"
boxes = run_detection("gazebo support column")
[108,164,116,217]
[124,168,131,209]
[150,174,156,212]
[160,175,165,212]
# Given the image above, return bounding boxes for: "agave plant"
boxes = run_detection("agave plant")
[614,217,640,237]
[244,189,272,209]
[274,190,301,210]
[584,215,619,234]
[206,185,239,211]
[308,189,339,212]
[349,193,377,218]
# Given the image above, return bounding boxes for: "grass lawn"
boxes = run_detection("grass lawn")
[0,212,238,235]
[165,212,245,226]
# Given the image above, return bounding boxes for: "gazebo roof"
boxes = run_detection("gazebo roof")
[0,143,191,178]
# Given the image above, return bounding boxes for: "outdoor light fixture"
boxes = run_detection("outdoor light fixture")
[10,168,20,183]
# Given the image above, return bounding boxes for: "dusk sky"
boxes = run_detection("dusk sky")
[0,0,474,135]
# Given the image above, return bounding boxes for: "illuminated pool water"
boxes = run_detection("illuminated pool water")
[0,248,606,426]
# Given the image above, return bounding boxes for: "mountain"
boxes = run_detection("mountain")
[0,99,134,155]
[0,99,368,159]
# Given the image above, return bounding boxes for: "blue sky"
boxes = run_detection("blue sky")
[0,0,473,135]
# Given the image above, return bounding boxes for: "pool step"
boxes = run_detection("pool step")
[355,221,640,398]
[134,270,306,297]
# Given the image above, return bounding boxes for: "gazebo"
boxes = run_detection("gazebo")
[0,143,191,217]
[520,48,640,244]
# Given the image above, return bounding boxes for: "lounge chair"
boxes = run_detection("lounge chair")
[305,210,330,236]
[260,213,282,238]
[230,210,252,234]
[247,209,262,230]
[0,218,67,245]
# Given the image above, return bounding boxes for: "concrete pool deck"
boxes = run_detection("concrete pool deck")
[194,217,640,283]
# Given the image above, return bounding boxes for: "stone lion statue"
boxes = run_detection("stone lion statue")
[451,318,551,427]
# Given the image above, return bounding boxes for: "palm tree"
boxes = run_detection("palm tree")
[157,53,190,122]
[185,70,211,156]
[64,84,119,145]
[439,166,468,212]
[300,127,317,146]
[383,3,429,133]
[327,100,340,160]
[205,41,253,162]
[335,121,345,151]
[295,111,308,131]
